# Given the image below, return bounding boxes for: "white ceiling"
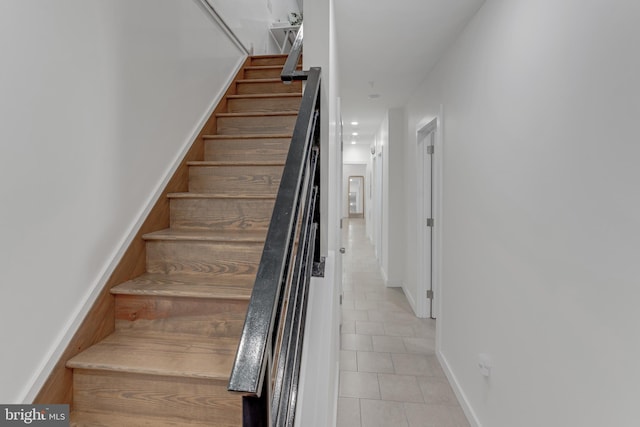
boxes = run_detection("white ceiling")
[334,0,485,143]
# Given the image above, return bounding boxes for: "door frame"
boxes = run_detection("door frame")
[416,115,443,319]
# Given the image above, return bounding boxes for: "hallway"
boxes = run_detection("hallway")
[337,219,469,427]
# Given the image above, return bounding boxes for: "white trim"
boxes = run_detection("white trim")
[385,279,403,288]
[343,161,368,165]
[402,284,418,315]
[196,0,251,54]
[433,104,445,349]
[21,55,247,403]
[438,349,482,427]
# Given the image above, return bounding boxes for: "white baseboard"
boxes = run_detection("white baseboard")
[437,350,482,427]
[402,284,418,316]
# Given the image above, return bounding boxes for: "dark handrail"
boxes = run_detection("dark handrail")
[281,24,307,82]
[228,64,322,425]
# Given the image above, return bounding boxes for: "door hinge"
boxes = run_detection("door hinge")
[427,145,434,155]
[426,218,434,227]
[427,290,434,299]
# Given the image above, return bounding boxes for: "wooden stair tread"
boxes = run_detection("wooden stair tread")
[70,411,217,427]
[216,111,298,118]
[227,93,301,99]
[244,64,300,70]
[237,78,291,84]
[111,272,253,299]
[67,331,238,380]
[143,228,266,242]
[203,133,292,140]
[186,160,285,167]
[167,192,275,200]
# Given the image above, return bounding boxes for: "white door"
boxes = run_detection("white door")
[417,120,437,319]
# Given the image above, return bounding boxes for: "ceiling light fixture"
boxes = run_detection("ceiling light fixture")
[351,121,359,126]
[352,132,358,136]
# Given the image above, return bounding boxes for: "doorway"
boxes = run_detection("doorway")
[417,118,439,319]
[347,176,365,218]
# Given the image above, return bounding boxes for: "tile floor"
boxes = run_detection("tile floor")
[337,219,470,427]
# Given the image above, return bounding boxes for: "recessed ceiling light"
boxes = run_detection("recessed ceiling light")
[351,121,359,126]
[351,141,356,145]
[352,132,358,136]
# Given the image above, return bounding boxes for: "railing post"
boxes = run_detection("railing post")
[242,377,269,427]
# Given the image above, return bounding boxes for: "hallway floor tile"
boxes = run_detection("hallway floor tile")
[337,219,469,427]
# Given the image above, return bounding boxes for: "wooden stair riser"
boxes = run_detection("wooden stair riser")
[170,197,275,231]
[146,240,263,276]
[216,114,297,135]
[226,95,302,113]
[70,411,219,427]
[204,137,290,163]
[188,165,284,196]
[244,66,301,80]
[249,56,288,66]
[115,295,248,339]
[72,370,241,425]
[235,80,302,95]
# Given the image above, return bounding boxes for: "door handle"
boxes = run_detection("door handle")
[339,247,346,254]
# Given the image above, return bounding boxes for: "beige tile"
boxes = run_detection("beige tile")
[450,406,471,427]
[343,308,370,322]
[378,374,424,403]
[417,376,458,405]
[336,397,361,427]
[384,321,416,337]
[339,371,380,399]
[341,334,373,351]
[372,335,407,353]
[341,298,355,310]
[341,320,356,334]
[378,299,408,312]
[404,403,459,427]
[355,299,379,310]
[369,310,418,323]
[357,351,394,374]
[392,353,434,376]
[404,337,436,355]
[340,350,358,372]
[426,355,446,378]
[413,322,436,339]
[360,399,408,427]
[356,320,385,335]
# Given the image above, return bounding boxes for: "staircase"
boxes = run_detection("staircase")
[66,55,302,426]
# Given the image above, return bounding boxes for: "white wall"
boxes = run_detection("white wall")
[402,0,640,426]
[296,0,341,425]
[343,143,370,164]
[0,0,245,403]
[206,0,300,54]
[371,111,405,289]
[386,108,406,288]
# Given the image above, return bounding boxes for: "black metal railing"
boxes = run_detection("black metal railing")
[228,25,322,426]
[281,24,307,82]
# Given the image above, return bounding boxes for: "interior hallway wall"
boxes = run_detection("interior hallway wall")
[402,1,640,426]
[296,0,341,424]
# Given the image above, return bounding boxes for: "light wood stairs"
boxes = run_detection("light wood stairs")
[66,55,302,426]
